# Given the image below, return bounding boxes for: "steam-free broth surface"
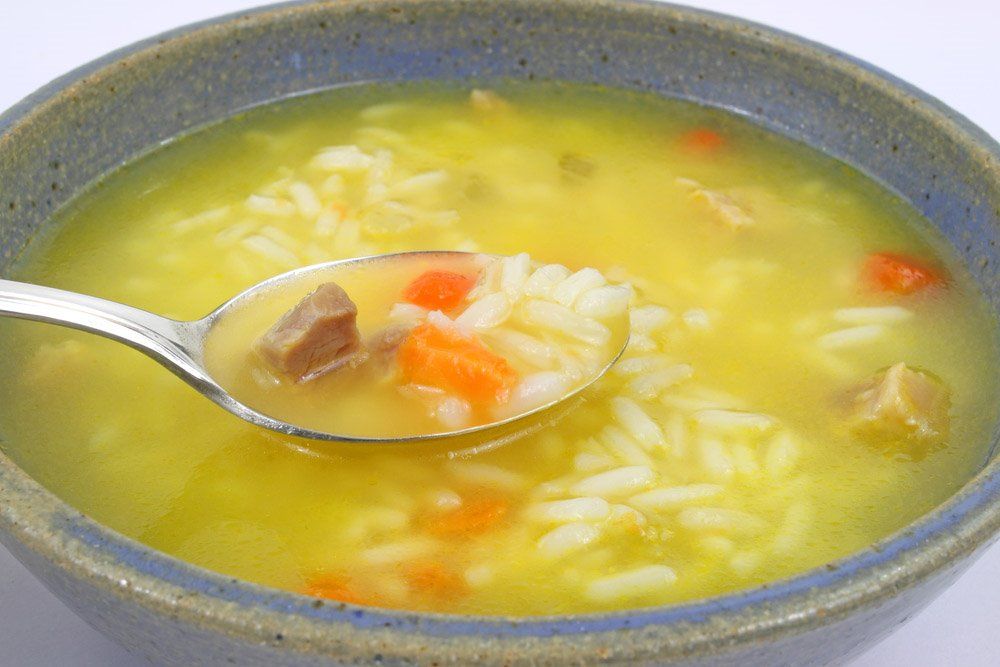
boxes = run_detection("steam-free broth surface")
[0,83,997,615]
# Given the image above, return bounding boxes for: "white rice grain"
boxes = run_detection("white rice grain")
[629,484,724,511]
[433,397,472,429]
[538,522,602,559]
[698,438,735,481]
[312,145,374,172]
[288,181,322,218]
[455,292,511,330]
[520,300,611,347]
[833,306,914,325]
[613,355,673,377]
[629,305,673,335]
[625,333,658,352]
[611,397,665,449]
[627,364,694,400]
[764,431,801,478]
[391,170,448,199]
[817,324,886,350]
[172,206,231,234]
[692,409,776,433]
[214,221,256,247]
[483,328,557,369]
[503,372,570,416]
[528,497,611,523]
[427,309,469,337]
[586,565,676,602]
[552,268,606,307]
[772,501,813,554]
[682,308,712,330]
[499,252,532,299]
[259,225,301,249]
[320,173,346,197]
[333,218,361,251]
[362,537,437,565]
[389,302,428,323]
[245,194,296,218]
[522,263,572,299]
[600,426,654,467]
[464,563,495,588]
[729,550,763,576]
[426,487,463,511]
[574,451,614,472]
[677,508,766,534]
[314,209,341,237]
[241,235,298,267]
[570,465,656,497]
[575,285,632,318]
[664,411,688,458]
[445,461,526,492]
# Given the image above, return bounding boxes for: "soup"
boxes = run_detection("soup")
[0,83,996,615]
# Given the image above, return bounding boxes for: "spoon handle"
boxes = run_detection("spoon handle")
[0,278,210,383]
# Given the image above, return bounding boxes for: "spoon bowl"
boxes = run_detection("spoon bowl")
[0,250,628,443]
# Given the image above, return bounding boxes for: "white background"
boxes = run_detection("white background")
[1,1,998,665]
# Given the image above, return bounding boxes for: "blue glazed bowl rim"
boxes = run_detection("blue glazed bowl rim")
[2,0,1000,644]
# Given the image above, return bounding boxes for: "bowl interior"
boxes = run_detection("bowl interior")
[1,0,1000,655]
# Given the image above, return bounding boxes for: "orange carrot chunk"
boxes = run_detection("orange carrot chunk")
[862,252,944,295]
[404,560,468,598]
[679,127,725,154]
[398,323,518,404]
[305,575,379,606]
[403,270,476,311]
[427,497,510,537]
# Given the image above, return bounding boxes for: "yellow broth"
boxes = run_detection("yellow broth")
[0,83,997,615]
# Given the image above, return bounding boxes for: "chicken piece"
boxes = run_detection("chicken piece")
[850,362,949,443]
[255,282,364,382]
[676,177,754,230]
[366,323,415,369]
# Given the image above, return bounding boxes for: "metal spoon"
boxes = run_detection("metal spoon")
[0,251,628,443]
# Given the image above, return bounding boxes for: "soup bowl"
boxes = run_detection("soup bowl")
[2,1,999,664]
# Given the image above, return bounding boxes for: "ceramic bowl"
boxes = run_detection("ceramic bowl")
[1,1,999,665]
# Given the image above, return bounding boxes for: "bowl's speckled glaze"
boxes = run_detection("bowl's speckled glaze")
[1,1,999,665]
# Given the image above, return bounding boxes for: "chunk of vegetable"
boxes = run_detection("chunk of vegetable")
[305,574,379,606]
[427,497,510,536]
[398,323,518,404]
[404,560,467,598]
[862,253,943,295]
[403,270,476,311]
[679,128,725,154]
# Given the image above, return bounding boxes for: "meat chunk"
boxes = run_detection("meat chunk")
[850,362,950,443]
[676,177,754,230]
[366,323,415,370]
[255,282,364,382]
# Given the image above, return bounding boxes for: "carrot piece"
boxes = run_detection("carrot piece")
[403,270,476,311]
[679,127,725,154]
[862,252,944,295]
[403,560,468,598]
[305,575,379,606]
[397,323,518,404]
[330,201,349,219]
[427,497,510,537]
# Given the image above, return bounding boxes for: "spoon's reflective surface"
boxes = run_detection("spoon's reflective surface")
[0,251,629,443]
